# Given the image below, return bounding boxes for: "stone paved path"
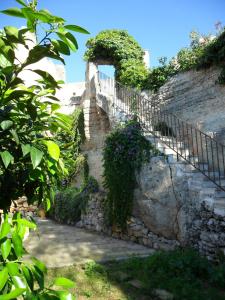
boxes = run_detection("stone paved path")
[24,219,155,268]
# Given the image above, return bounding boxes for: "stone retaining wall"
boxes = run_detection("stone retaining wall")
[76,156,225,260]
[0,196,38,218]
[157,67,225,142]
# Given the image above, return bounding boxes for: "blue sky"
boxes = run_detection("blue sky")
[0,0,225,83]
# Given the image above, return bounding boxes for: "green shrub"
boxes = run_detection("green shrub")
[197,28,225,84]
[51,176,99,224]
[84,29,148,89]
[143,61,176,92]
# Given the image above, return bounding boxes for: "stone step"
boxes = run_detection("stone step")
[200,171,220,179]
[196,163,209,171]
[203,180,225,188]
[213,201,225,217]
[215,191,225,198]
[199,188,216,198]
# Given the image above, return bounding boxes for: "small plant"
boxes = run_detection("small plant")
[197,28,225,84]
[103,119,158,229]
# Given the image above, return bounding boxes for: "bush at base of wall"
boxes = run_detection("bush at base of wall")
[50,177,99,225]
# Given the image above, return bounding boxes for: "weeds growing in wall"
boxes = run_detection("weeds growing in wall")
[103,119,159,229]
[144,28,225,91]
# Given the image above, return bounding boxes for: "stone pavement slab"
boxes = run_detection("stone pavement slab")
[24,218,155,268]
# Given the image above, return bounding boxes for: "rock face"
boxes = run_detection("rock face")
[77,62,225,259]
[133,157,189,240]
[157,67,225,143]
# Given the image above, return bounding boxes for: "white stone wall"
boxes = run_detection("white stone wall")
[157,67,225,141]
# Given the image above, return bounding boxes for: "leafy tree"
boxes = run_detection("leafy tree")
[0,0,89,298]
[0,0,89,211]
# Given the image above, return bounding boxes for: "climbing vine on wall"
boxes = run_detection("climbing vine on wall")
[103,119,159,229]
[84,29,148,89]
[55,108,87,185]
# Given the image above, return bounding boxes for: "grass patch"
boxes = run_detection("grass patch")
[46,249,225,300]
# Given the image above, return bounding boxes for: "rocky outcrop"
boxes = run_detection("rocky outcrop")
[157,67,225,143]
[133,157,189,240]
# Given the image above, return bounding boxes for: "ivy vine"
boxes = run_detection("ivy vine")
[84,29,148,89]
[103,119,159,229]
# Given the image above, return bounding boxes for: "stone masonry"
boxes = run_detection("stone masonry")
[77,63,225,259]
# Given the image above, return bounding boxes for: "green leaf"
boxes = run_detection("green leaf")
[32,257,47,273]
[21,7,36,28]
[32,266,44,289]
[0,268,8,291]
[1,120,13,131]
[1,239,11,260]
[0,288,26,300]
[1,7,25,18]
[45,141,60,161]
[12,232,24,258]
[4,26,19,39]
[27,103,37,120]
[53,277,75,289]
[25,45,49,66]
[21,144,31,157]
[56,32,78,51]
[52,40,70,55]
[33,69,59,87]
[0,151,14,168]
[0,220,10,239]
[45,198,51,212]
[55,112,72,125]
[21,265,34,290]
[51,103,61,112]
[65,32,78,51]
[0,46,15,64]
[50,290,75,300]
[16,0,27,7]
[10,129,20,144]
[14,218,37,230]
[32,11,53,23]
[7,262,20,276]
[30,147,43,169]
[12,276,26,289]
[64,24,89,34]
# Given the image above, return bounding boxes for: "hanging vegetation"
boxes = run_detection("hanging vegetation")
[84,29,148,89]
[102,119,159,229]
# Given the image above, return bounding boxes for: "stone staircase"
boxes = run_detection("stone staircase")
[97,71,225,217]
[145,132,225,217]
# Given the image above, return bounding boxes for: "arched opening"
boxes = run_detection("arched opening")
[98,65,115,78]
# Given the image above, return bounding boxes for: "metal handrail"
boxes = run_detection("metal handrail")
[98,71,225,192]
